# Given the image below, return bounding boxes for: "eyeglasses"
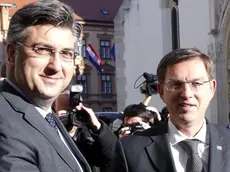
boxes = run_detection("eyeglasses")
[164,80,211,92]
[16,42,76,61]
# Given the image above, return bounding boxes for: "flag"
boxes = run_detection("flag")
[110,43,116,62]
[86,43,103,73]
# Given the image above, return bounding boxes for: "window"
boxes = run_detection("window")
[100,40,110,58]
[78,39,86,57]
[76,74,87,94]
[101,74,112,94]
[103,107,112,112]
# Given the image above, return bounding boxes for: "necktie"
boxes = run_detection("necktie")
[180,139,204,172]
[45,112,59,135]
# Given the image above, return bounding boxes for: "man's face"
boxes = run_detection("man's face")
[55,94,70,116]
[158,58,216,128]
[124,116,146,126]
[10,25,75,104]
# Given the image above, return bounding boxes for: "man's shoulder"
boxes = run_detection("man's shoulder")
[120,122,168,149]
[209,122,230,136]
[139,121,168,137]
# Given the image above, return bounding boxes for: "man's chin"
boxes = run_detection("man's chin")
[39,89,61,100]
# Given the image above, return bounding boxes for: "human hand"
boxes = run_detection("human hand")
[75,103,101,130]
[118,126,131,138]
[118,121,150,138]
[138,121,151,130]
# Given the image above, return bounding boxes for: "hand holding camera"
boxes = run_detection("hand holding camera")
[58,85,101,132]
[75,103,101,130]
[118,121,151,138]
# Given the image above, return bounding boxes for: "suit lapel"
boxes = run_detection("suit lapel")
[53,112,92,172]
[208,123,227,172]
[145,123,176,172]
[24,107,82,171]
[0,81,87,172]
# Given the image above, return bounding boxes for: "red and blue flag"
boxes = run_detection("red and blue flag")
[86,43,103,73]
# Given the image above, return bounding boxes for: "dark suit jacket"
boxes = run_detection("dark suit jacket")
[76,120,117,167]
[0,81,91,172]
[110,120,230,172]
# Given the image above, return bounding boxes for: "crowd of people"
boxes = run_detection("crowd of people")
[1,1,230,172]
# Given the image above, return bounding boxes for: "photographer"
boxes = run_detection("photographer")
[117,73,161,138]
[55,88,117,172]
[118,103,160,138]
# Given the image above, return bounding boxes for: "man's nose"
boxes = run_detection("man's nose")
[47,52,62,71]
[180,83,194,98]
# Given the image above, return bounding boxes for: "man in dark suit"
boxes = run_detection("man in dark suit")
[110,48,230,172]
[0,1,91,172]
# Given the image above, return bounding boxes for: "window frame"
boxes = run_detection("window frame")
[100,40,111,59]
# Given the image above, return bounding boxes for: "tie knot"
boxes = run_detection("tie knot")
[45,112,55,121]
[180,139,199,154]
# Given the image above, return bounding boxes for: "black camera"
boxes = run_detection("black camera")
[127,123,145,135]
[67,85,90,128]
[140,72,158,95]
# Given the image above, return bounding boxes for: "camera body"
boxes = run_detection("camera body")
[67,109,90,128]
[127,123,145,135]
[67,84,90,128]
[140,72,158,95]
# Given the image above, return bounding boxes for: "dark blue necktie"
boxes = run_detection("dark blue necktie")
[45,112,59,134]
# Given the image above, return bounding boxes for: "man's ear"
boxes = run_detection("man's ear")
[6,44,16,65]
[210,79,217,98]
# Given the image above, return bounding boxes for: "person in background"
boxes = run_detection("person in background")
[0,1,91,172]
[110,48,230,172]
[117,103,160,138]
[160,106,169,122]
[54,88,117,172]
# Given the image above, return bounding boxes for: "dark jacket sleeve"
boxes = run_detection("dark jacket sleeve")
[75,120,117,167]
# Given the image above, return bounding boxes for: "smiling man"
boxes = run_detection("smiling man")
[110,48,230,172]
[0,1,91,172]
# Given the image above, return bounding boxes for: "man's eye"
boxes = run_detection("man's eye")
[61,50,74,58]
[169,82,183,87]
[35,47,51,54]
[192,82,202,87]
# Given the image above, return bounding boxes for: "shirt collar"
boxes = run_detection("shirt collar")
[168,118,208,145]
[35,106,52,118]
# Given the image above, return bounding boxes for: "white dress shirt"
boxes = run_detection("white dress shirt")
[168,119,209,172]
[5,79,83,172]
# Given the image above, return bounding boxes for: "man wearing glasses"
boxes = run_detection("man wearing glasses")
[0,1,91,172]
[110,48,230,172]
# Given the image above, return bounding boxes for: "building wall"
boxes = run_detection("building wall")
[77,24,117,112]
[115,0,169,113]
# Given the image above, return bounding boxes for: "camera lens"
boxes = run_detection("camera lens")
[69,109,89,128]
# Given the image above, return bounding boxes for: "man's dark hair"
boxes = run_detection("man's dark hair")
[7,0,82,45]
[157,48,214,83]
[123,104,156,125]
